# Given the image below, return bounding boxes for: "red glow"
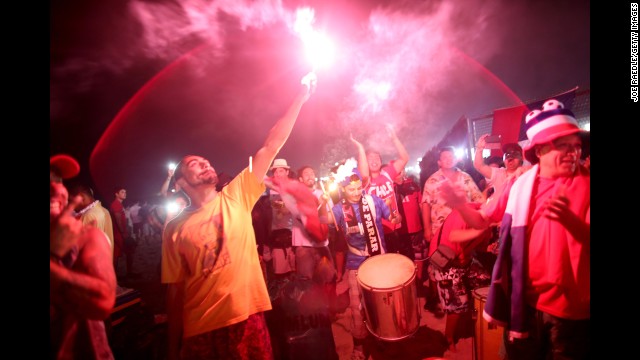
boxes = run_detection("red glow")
[89,42,210,197]
[451,46,523,106]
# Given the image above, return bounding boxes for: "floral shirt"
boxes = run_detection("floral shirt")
[422,168,484,234]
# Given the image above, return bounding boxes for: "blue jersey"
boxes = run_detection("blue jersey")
[331,194,391,270]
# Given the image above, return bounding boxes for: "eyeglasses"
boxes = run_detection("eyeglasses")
[549,141,582,154]
[503,151,522,160]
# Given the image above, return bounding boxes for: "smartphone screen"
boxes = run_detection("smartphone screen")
[484,135,501,149]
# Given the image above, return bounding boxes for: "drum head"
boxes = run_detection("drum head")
[357,253,415,289]
[473,286,490,300]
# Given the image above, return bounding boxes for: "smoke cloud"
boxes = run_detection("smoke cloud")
[51,0,589,197]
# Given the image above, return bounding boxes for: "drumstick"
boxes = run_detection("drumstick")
[319,180,338,228]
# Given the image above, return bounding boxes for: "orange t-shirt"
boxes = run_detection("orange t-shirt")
[161,168,271,337]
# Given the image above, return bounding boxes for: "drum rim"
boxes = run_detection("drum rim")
[356,253,416,290]
[473,286,491,299]
[356,270,417,292]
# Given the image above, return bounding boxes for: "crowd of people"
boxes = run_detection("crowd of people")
[51,65,590,360]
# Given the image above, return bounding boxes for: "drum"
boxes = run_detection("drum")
[473,287,504,360]
[356,253,420,341]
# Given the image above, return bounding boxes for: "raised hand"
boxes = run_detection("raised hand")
[51,195,84,258]
[300,71,318,98]
[350,133,364,149]
[476,134,489,149]
[385,123,397,139]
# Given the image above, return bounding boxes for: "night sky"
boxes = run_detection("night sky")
[50,0,591,202]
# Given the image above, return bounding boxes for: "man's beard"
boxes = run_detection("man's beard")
[202,174,219,186]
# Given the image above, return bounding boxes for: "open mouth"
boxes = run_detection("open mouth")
[50,200,63,214]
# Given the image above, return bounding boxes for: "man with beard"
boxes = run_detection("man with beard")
[161,73,316,360]
[292,165,336,306]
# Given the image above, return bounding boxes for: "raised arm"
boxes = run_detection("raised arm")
[251,73,315,180]
[159,168,175,197]
[473,134,493,179]
[439,181,492,229]
[351,133,369,185]
[387,124,409,174]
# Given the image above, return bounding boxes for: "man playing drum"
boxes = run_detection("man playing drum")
[329,160,400,360]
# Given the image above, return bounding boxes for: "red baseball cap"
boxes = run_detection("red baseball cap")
[50,154,80,180]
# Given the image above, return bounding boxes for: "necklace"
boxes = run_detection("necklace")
[74,200,99,217]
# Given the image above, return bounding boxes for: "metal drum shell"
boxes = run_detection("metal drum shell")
[473,286,504,360]
[356,253,420,341]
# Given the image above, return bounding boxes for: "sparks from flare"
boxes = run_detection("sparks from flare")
[354,79,392,113]
[294,7,334,71]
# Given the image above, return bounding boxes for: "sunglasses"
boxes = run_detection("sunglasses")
[503,151,522,160]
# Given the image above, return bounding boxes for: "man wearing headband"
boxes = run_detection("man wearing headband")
[329,162,393,360]
[358,125,407,255]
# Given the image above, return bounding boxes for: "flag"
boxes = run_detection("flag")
[491,87,578,157]
[490,104,527,156]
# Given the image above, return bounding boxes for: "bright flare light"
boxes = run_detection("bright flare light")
[166,201,180,214]
[454,148,464,160]
[294,7,334,70]
[168,162,176,170]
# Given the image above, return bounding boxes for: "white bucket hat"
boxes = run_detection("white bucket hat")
[270,158,290,171]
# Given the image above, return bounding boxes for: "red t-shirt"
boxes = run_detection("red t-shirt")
[395,178,423,234]
[365,162,399,233]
